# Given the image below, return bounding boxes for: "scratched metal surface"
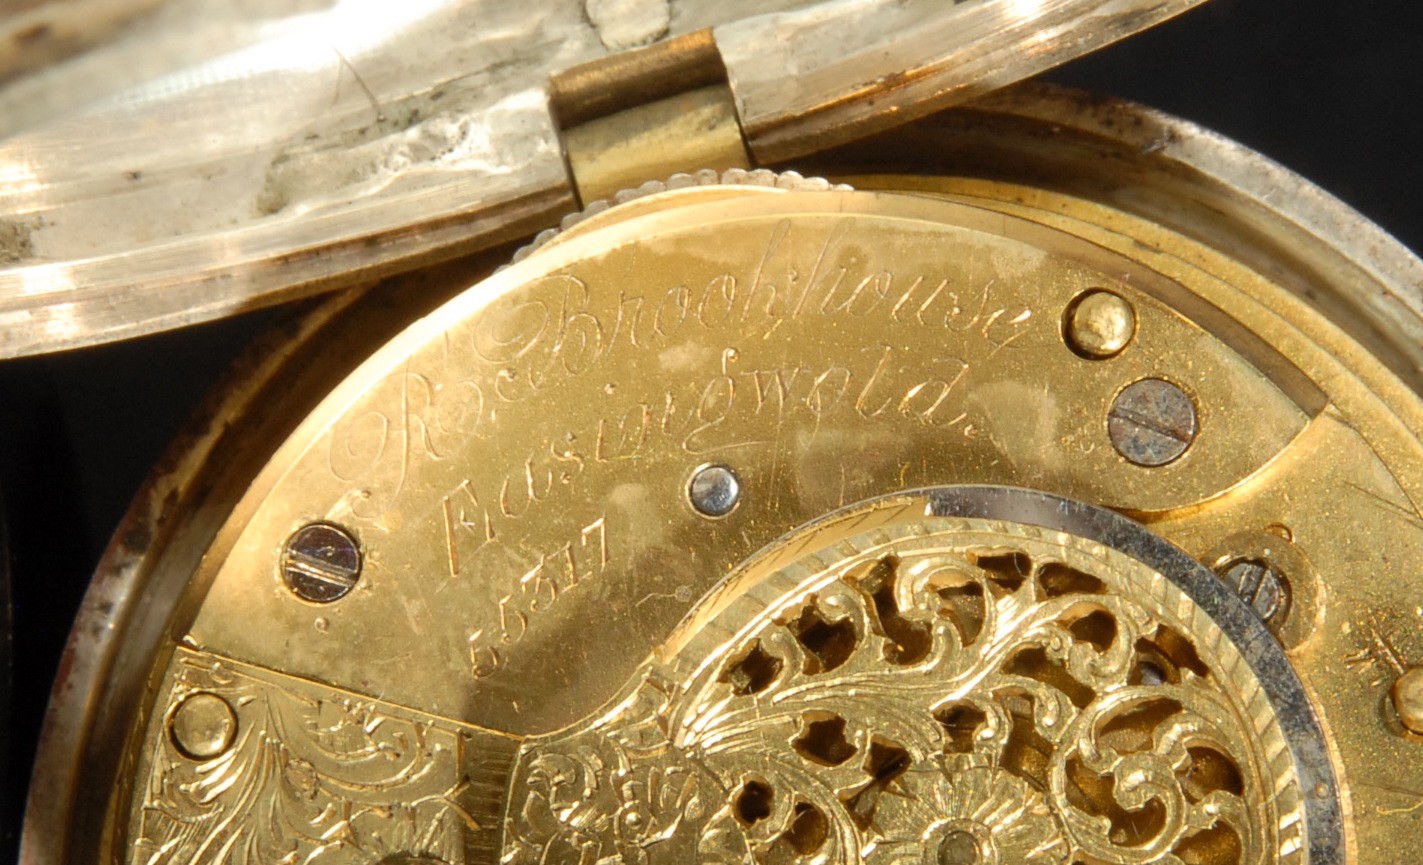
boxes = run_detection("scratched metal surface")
[719,0,1207,161]
[184,186,1317,731]
[8,5,1423,860]
[0,0,1204,358]
[0,0,811,358]
[127,179,1423,864]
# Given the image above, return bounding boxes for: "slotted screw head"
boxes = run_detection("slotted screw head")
[1220,558,1292,629]
[1108,378,1198,467]
[281,522,362,603]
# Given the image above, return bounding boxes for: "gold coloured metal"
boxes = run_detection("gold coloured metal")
[1202,528,1320,649]
[547,29,730,131]
[133,649,518,864]
[563,86,751,205]
[183,187,1315,729]
[21,80,1423,865]
[505,501,1311,865]
[1393,669,1423,736]
[1065,289,1137,359]
[18,255,507,865]
[166,692,237,761]
[87,173,1423,865]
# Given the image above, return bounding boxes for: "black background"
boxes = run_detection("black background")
[3,0,1422,855]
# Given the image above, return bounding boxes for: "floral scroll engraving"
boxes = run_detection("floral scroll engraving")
[503,525,1302,865]
[130,649,518,865]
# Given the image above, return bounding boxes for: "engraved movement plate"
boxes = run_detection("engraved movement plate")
[107,181,1423,864]
[503,489,1333,865]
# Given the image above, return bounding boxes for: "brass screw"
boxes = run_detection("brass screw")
[1108,378,1198,467]
[1066,289,1137,359]
[1393,668,1423,735]
[169,692,237,759]
[282,522,362,603]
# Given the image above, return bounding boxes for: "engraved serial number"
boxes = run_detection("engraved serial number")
[456,514,609,679]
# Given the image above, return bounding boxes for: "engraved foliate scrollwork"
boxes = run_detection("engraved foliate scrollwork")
[129,649,518,865]
[503,523,1303,865]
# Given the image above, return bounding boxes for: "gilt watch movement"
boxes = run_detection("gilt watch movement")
[4,4,1423,865]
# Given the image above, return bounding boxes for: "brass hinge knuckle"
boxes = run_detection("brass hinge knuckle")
[549,30,751,205]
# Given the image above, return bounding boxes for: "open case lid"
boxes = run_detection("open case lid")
[0,0,1206,358]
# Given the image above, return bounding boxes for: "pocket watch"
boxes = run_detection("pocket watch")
[5,3,1423,865]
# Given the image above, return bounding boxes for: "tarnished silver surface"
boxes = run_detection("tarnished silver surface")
[718,0,1207,162]
[0,0,596,357]
[0,0,1203,359]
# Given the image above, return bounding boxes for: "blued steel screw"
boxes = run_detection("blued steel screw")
[689,464,741,518]
[1220,558,1291,628]
[1108,378,1198,467]
[281,522,362,603]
